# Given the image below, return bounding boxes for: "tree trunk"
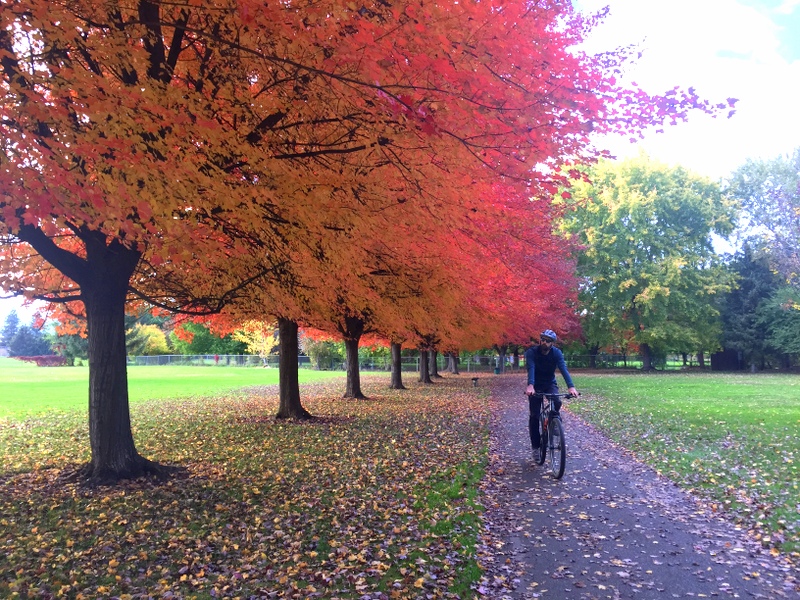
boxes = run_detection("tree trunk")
[512,350,519,370]
[419,349,433,383]
[429,350,442,378]
[82,242,163,483]
[698,351,706,369]
[640,343,655,371]
[447,352,460,375]
[497,348,507,373]
[343,336,366,398]
[277,318,311,419]
[390,342,406,389]
[588,343,599,369]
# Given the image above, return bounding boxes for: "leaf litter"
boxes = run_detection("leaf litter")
[0,377,491,599]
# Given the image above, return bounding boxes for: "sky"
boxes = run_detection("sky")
[574,0,800,180]
[2,0,800,329]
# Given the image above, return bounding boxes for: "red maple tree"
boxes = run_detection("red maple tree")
[0,0,730,481]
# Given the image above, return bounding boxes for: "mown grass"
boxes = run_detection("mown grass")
[2,366,798,598]
[571,371,800,556]
[0,357,344,418]
[0,376,489,599]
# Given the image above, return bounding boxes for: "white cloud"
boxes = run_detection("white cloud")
[575,0,800,179]
[775,0,800,15]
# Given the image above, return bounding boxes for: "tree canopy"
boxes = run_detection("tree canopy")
[0,0,729,480]
[563,155,736,368]
[727,149,800,289]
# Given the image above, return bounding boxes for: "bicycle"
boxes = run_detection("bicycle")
[527,392,574,479]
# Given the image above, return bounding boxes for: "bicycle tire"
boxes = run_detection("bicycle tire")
[537,411,548,465]
[548,417,566,479]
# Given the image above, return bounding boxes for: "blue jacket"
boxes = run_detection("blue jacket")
[525,345,574,390]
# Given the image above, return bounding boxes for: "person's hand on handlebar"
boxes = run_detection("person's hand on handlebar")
[568,387,579,398]
[526,384,534,396]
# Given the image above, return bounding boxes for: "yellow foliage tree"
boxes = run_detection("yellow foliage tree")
[232,321,279,364]
[126,324,170,357]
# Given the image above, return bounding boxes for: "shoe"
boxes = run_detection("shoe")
[532,446,540,461]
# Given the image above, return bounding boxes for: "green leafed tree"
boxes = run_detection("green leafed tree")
[170,322,246,356]
[563,155,736,369]
[727,149,800,288]
[759,286,800,363]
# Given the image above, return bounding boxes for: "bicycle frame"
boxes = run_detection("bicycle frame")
[529,392,571,479]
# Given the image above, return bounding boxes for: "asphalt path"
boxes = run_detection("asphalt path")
[477,374,799,600]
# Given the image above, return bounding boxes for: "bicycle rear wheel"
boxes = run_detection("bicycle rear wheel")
[537,412,547,465]
[548,417,566,479]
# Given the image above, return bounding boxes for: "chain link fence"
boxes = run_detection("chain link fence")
[126,353,710,371]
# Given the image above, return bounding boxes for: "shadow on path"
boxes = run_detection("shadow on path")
[479,374,798,599]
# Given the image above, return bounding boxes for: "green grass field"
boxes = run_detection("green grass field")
[0,357,345,418]
[572,372,800,554]
[0,367,797,598]
[0,375,488,599]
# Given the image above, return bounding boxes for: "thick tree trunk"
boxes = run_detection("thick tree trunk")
[277,318,311,419]
[340,315,366,398]
[419,349,433,383]
[698,351,706,369]
[390,342,406,389]
[17,227,171,484]
[81,242,163,483]
[429,350,442,378]
[343,337,366,398]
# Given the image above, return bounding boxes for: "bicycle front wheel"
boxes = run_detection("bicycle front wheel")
[548,417,566,479]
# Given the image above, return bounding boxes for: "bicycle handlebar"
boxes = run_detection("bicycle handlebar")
[525,392,580,398]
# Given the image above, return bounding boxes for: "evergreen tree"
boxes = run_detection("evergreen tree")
[720,244,783,369]
[9,325,53,356]
[1,310,20,346]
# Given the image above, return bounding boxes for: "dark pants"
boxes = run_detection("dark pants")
[528,384,560,449]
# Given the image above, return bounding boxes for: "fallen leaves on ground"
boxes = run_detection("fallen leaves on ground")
[0,376,490,599]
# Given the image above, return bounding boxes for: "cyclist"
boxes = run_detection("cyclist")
[524,329,578,458]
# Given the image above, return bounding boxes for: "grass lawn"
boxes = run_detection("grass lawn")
[571,371,800,555]
[1,367,798,598]
[0,357,345,418]
[0,375,489,599]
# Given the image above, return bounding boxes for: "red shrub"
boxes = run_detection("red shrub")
[13,355,67,367]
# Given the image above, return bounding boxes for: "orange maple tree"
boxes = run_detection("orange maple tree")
[0,0,730,481]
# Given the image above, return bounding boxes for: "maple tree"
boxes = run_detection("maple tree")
[562,155,736,369]
[0,0,730,481]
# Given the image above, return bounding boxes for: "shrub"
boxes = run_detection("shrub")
[14,355,67,367]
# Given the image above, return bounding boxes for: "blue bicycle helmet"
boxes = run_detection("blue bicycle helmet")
[541,329,557,342]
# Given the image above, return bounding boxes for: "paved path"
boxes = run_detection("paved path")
[478,375,799,599]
